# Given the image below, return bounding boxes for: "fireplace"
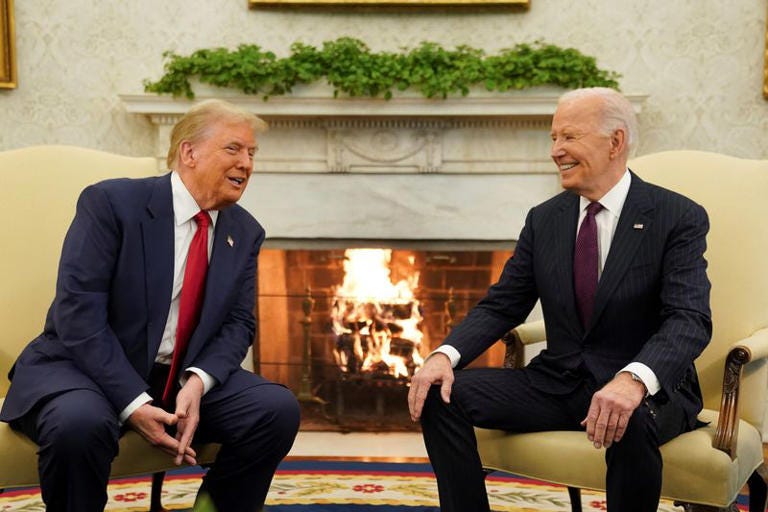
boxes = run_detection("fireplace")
[121,90,645,431]
[256,244,512,431]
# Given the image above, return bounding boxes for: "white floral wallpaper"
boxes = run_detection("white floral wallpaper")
[0,0,766,158]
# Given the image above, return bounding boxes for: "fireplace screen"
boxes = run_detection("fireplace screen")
[256,246,512,431]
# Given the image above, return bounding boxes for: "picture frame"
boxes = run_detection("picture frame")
[249,0,528,6]
[0,0,16,89]
[764,11,768,99]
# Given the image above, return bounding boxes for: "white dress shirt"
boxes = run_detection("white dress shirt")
[433,170,660,396]
[119,171,218,422]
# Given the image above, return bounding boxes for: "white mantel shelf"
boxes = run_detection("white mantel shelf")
[120,90,646,119]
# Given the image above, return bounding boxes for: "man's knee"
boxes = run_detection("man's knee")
[37,391,119,459]
[608,403,659,458]
[624,404,657,441]
[420,384,463,430]
[421,385,445,416]
[239,384,300,447]
[265,385,300,440]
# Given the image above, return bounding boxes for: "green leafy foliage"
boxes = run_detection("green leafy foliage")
[143,38,621,100]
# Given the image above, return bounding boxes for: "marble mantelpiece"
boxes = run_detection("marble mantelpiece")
[120,90,645,243]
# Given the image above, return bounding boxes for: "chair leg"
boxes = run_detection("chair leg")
[748,463,768,512]
[566,486,582,512]
[150,471,166,512]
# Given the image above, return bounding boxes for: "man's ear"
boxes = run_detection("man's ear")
[609,129,626,159]
[179,141,197,167]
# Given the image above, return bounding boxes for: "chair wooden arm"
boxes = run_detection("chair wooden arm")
[501,320,546,369]
[714,327,768,459]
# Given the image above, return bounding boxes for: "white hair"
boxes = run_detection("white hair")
[558,87,638,154]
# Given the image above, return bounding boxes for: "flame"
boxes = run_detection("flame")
[331,249,424,379]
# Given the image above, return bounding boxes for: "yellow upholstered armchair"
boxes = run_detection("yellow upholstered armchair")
[0,146,221,511]
[476,150,768,512]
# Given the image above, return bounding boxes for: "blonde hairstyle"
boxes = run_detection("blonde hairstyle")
[558,87,638,154]
[166,99,268,169]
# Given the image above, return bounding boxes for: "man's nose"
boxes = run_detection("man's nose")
[237,150,252,169]
[550,139,564,158]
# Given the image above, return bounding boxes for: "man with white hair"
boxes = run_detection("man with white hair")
[408,87,711,511]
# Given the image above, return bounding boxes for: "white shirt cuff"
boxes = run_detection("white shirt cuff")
[119,368,216,425]
[430,345,461,369]
[119,392,152,425]
[183,367,216,395]
[620,362,660,396]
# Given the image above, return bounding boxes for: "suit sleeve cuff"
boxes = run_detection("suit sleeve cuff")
[620,362,660,396]
[183,367,217,395]
[119,392,152,425]
[430,345,461,369]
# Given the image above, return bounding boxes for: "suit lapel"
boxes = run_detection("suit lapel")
[142,175,175,370]
[203,209,242,315]
[589,172,654,330]
[551,193,583,332]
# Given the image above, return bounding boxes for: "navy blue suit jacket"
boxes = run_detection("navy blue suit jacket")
[443,172,712,426]
[1,174,265,421]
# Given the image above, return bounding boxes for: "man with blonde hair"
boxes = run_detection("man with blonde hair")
[408,88,711,511]
[1,99,299,511]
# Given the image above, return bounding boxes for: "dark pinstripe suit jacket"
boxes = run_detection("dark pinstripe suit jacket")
[443,171,712,426]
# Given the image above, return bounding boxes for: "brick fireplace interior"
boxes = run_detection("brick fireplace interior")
[255,244,512,431]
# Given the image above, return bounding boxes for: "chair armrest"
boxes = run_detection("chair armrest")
[733,327,768,362]
[714,326,768,458]
[511,320,547,345]
[501,320,546,369]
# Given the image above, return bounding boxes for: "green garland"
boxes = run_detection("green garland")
[143,37,620,100]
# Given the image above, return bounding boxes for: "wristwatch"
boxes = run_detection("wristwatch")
[626,371,649,397]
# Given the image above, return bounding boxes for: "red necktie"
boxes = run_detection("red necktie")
[163,210,211,405]
[573,202,603,329]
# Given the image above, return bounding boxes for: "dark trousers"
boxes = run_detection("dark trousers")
[13,369,300,512]
[420,367,689,512]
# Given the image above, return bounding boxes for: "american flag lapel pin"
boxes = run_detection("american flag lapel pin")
[227,235,234,247]
[633,223,644,230]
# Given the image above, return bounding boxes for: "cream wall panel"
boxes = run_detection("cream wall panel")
[0,0,766,158]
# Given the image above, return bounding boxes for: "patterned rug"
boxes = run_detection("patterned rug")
[0,460,747,511]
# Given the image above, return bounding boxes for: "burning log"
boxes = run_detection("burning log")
[331,249,425,379]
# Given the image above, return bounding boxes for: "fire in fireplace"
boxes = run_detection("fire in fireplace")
[331,249,425,380]
[255,245,512,431]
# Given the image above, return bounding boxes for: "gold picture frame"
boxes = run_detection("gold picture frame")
[764,9,768,99]
[0,0,16,89]
[249,0,528,5]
